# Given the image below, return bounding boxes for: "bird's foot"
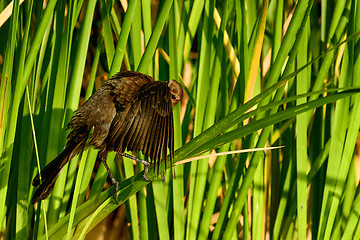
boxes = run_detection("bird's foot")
[112,178,119,204]
[119,152,153,181]
[118,152,165,184]
[99,152,120,204]
[142,161,152,181]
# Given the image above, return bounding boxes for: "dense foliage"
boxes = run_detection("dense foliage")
[1,0,360,239]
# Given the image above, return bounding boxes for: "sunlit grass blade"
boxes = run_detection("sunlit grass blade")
[14,1,34,238]
[169,2,185,240]
[295,18,310,240]
[109,0,139,76]
[0,0,21,226]
[137,0,173,73]
[185,0,215,238]
[100,0,115,68]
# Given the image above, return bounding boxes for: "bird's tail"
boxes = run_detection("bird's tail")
[31,140,82,204]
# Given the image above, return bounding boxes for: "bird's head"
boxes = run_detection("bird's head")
[168,80,183,106]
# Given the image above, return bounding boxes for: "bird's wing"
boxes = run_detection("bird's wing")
[67,71,153,147]
[107,71,154,110]
[106,81,174,172]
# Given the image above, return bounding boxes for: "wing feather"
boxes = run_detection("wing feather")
[118,101,141,151]
[131,109,152,151]
[157,116,166,171]
[163,114,169,169]
[106,80,174,174]
[153,113,163,168]
[117,111,139,152]
[146,110,159,163]
[108,71,154,110]
[104,109,129,150]
[169,112,174,165]
[126,111,144,151]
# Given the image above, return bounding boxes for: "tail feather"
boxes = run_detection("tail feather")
[31,142,77,204]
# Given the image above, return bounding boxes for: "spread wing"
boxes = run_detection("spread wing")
[107,71,154,111]
[105,81,174,173]
[67,71,154,148]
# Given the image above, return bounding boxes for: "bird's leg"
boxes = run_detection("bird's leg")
[119,153,166,184]
[99,152,119,204]
[118,152,151,181]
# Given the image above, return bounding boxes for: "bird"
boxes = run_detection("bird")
[31,71,183,204]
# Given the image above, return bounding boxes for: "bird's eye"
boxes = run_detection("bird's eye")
[171,94,177,100]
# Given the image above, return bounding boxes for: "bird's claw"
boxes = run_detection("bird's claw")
[142,164,165,185]
[112,179,119,204]
[99,153,120,204]
[118,152,166,184]
[143,164,150,181]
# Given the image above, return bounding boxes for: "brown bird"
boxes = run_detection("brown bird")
[31,71,183,204]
